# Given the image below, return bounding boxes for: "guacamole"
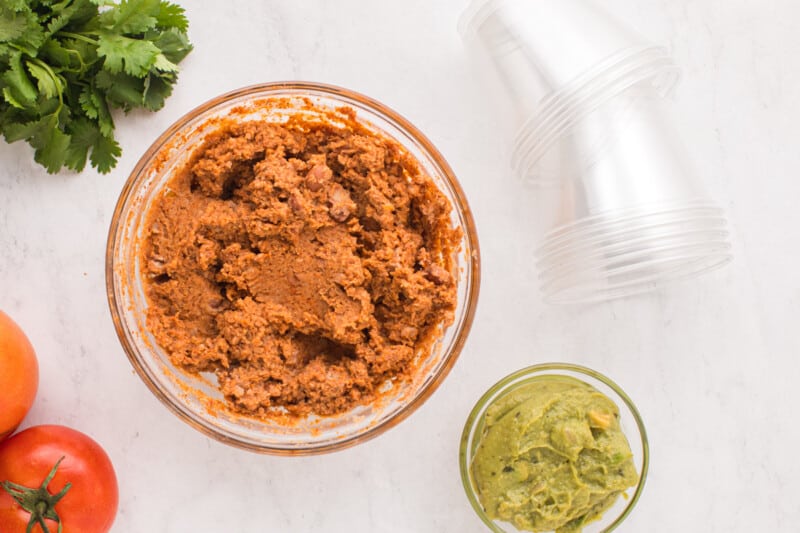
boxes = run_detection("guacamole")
[470,376,638,532]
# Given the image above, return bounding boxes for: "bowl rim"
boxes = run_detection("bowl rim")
[459,362,649,532]
[105,81,482,455]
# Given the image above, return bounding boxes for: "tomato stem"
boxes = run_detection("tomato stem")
[1,456,71,533]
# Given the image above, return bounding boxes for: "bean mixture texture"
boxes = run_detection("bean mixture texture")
[142,116,459,417]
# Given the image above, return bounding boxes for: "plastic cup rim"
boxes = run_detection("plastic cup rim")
[540,248,733,294]
[539,242,733,288]
[541,253,733,304]
[537,214,729,260]
[536,228,731,270]
[538,217,729,260]
[511,50,681,182]
[517,45,672,136]
[540,201,725,243]
[538,240,733,287]
[511,46,679,176]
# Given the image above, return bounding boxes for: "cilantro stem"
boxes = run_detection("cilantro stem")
[56,32,97,46]
[65,49,86,72]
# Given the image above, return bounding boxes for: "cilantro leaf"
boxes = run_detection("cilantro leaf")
[79,84,115,136]
[2,53,38,107]
[152,52,177,72]
[142,72,173,111]
[111,0,160,34]
[0,6,31,42]
[34,126,71,173]
[156,2,188,32]
[149,27,192,63]
[79,86,100,118]
[95,69,144,110]
[0,6,45,54]
[2,87,26,109]
[64,117,120,173]
[3,117,45,143]
[5,113,72,174]
[40,38,74,68]
[89,131,121,173]
[95,92,115,136]
[64,118,95,170]
[59,37,99,72]
[97,32,161,76]
[54,0,99,30]
[26,60,64,99]
[44,0,100,37]
[2,0,29,12]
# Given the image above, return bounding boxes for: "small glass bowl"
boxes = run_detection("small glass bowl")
[460,363,648,532]
[106,82,480,455]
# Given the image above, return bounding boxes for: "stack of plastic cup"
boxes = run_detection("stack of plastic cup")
[459,0,732,303]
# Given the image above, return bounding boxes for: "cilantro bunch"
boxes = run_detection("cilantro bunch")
[0,0,192,174]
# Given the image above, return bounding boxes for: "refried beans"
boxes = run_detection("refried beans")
[141,111,460,418]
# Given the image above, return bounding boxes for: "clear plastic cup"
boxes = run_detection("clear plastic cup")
[459,0,681,185]
[459,0,732,303]
[531,84,731,302]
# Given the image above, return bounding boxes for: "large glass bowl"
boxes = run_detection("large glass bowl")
[460,363,648,532]
[106,82,480,455]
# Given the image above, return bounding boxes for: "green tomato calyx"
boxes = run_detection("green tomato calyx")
[1,456,72,533]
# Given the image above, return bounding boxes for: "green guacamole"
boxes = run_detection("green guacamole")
[470,376,638,533]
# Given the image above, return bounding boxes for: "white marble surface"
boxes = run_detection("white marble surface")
[1,0,798,531]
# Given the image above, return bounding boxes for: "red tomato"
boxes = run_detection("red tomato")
[0,310,39,439]
[0,425,118,533]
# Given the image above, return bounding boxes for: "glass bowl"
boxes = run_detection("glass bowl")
[106,82,480,455]
[459,363,648,532]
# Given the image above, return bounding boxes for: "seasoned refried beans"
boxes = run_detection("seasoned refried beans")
[141,112,459,417]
